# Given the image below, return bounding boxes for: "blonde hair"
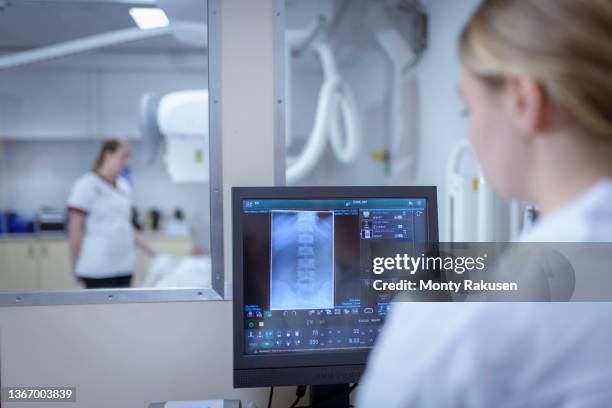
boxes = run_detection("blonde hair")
[93,139,123,171]
[459,0,612,140]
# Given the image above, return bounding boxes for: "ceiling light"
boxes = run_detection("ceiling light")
[129,8,170,30]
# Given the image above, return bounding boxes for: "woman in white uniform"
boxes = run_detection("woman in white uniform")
[358,0,612,406]
[68,139,155,289]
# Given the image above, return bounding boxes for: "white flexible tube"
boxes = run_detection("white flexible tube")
[329,80,361,163]
[286,72,340,183]
[286,41,361,183]
[317,42,361,164]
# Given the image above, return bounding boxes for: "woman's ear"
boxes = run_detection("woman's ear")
[506,76,547,140]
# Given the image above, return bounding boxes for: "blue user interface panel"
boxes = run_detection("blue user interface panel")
[241,198,429,355]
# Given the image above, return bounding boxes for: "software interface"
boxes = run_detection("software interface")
[241,198,429,355]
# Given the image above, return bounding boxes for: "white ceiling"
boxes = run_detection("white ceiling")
[0,0,206,53]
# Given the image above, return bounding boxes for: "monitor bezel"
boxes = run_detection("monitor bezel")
[232,186,438,372]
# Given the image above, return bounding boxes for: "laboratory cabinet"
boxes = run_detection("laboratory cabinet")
[0,239,42,291]
[0,238,74,291]
[0,236,191,291]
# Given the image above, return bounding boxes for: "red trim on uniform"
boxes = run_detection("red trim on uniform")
[94,171,118,188]
[68,206,88,216]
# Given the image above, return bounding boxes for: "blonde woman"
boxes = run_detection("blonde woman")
[68,139,155,289]
[358,0,612,406]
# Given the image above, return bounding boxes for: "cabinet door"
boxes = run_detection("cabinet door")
[38,240,79,290]
[0,241,40,291]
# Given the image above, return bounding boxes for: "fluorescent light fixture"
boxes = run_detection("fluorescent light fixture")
[129,7,169,30]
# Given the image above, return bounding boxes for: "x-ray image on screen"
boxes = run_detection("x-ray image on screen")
[270,210,334,310]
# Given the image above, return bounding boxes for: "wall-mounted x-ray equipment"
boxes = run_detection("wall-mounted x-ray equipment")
[284,18,362,183]
[447,140,496,242]
[447,139,525,242]
[140,90,209,183]
[285,0,427,184]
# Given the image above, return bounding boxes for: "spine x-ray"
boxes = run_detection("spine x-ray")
[270,210,334,310]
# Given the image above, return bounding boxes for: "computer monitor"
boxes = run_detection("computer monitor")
[232,187,438,397]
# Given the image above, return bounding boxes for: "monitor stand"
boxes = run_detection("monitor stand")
[310,384,351,408]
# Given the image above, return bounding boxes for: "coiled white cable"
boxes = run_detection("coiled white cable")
[286,41,362,183]
[329,79,361,163]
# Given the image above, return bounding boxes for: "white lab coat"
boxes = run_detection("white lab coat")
[356,179,612,408]
[68,172,136,278]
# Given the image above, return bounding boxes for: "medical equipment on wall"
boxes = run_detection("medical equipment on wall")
[285,21,362,183]
[375,28,418,182]
[138,14,362,184]
[375,0,427,183]
[285,0,427,184]
[140,90,209,183]
[447,139,524,242]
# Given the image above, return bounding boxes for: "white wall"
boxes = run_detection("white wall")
[415,0,482,241]
[0,53,206,140]
[0,301,296,408]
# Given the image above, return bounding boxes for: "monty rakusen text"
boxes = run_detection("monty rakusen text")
[370,253,518,293]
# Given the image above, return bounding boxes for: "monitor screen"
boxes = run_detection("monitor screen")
[239,196,430,356]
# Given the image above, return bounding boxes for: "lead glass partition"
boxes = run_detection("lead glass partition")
[0,0,224,305]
